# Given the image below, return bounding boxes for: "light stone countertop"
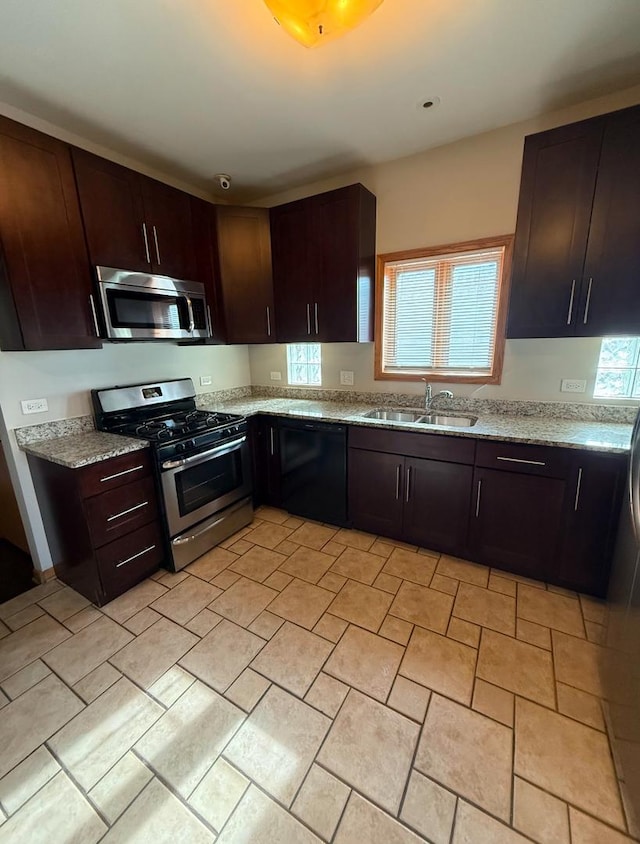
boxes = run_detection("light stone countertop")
[21,430,149,469]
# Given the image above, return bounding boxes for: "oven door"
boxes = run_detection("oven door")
[160,436,252,537]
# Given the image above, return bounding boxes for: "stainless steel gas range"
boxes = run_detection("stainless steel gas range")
[92,378,253,571]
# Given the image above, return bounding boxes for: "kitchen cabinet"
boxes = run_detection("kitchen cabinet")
[72,148,197,280]
[28,449,164,605]
[249,415,281,507]
[0,116,101,351]
[349,448,404,538]
[507,103,640,338]
[271,183,376,343]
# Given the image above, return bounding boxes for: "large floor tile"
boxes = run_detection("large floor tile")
[229,545,287,582]
[287,522,338,551]
[328,580,392,632]
[437,556,489,587]
[415,694,512,821]
[101,778,214,843]
[43,615,133,686]
[334,793,424,844]
[400,626,476,705]
[110,617,198,689]
[209,577,278,627]
[330,547,385,585]
[0,674,83,778]
[216,784,322,843]
[324,624,403,702]
[0,614,70,682]
[382,547,437,586]
[453,582,516,636]
[0,771,106,844]
[149,575,221,625]
[517,584,585,637]
[318,689,419,815]
[268,578,334,629]
[49,677,163,791]
[389,581,453,634]
[279,546,335,584]
[250,621,333,696]
[476,628,555,707]
[514,697,624,829]
[180,619,265,692]
[452,801,531,844]
[224,685,330,806]
[569,807,635,843]
[101,579,167,624]
[136,680,244,799]
[552,630,604,696]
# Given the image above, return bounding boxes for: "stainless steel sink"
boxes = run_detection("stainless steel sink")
[418,414,477,427]
[362,408,426,422]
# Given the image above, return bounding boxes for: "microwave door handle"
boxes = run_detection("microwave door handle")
[161,436,247,470]
[183,294,195,333]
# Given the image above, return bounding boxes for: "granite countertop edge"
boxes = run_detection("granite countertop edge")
[20,431,150,469]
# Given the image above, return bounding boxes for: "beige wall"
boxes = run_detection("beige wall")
[250,83,640,403]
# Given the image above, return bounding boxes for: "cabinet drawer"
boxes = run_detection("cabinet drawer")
[79,449,152,498]
[475,441,569,478]
[85,476,158,548]
[349,426,475,464]
[96,521,164,600]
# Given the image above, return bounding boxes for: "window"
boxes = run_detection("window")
[594,337,640,399]
[375,235,513,383]
[287,343,322,386]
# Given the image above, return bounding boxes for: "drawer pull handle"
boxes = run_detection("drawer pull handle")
[116,544,156,568]
[100,465,145,483]
[106,501,149,522]
[496,456,546,467]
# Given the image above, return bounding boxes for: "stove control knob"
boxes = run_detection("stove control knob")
[175,442,186,453]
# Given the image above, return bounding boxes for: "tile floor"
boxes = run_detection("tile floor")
[0,506,636,843]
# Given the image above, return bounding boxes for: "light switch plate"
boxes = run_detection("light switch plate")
[340,370,354,386]
[200,375,213,386]
[21,398,48,414]
[561,379,587,393]
[270,371,282,381]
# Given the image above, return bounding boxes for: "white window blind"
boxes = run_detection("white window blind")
[380,244,507,379]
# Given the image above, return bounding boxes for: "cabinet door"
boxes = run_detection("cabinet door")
[215,206,275,343]
[141,177,196,280]
[251,416,281,507]
[0,119,99,350]
[578,106,640,336]
[556,453,625,597]
[469,468,565,580]
[349,448,404,538]
[271,199,316,342]
[72,148,149,273]
[315,184,376,342]
[507,119,603,338]
[403,457,473,556]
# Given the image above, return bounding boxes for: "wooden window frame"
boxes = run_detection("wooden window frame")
[374,234,514,384]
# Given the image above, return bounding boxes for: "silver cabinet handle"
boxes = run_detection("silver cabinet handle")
[306,303,311,335]
[567,279,576,325]
[395,465,401,500]
[116,544,155,569]
[89,294,100,337]
[266,306,272,337]
[269,427,275,456]
[107,501,149,522]
[574,467,583,512]
[475,479,482,517]
[405,466,412,503]
[100,464,145,483]
[314,302,319,335]
[496,456,546,467]
[152,225,161,265]
[142,223,151,264]
[583,278,593,324]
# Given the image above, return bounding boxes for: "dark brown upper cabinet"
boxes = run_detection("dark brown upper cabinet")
[0,117,101,351]
[270,183,376,344]
[72,149,196,281]
[507,103,640,339]
[191,201,275,344]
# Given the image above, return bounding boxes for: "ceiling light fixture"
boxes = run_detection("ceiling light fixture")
[264,0,384,48]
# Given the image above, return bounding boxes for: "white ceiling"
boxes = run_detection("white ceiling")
[1,0,640,201]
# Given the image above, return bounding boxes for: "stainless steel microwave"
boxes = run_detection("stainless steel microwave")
[96,266,210,341]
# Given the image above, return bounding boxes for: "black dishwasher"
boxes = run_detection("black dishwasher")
[279,419,348,526]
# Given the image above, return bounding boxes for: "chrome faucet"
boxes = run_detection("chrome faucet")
[423,381,454,412]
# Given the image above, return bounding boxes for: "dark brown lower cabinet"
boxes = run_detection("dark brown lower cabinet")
[348,449,404,538]
[28,449,164,605]
[249,416,281,508]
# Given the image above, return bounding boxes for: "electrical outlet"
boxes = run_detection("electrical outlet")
[340,370,354,386]
[270,371,282,381]
[21,398,48,414]
[199,375,212,386]
[561,379,587,393]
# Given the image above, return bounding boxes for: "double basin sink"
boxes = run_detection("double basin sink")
[361,408,477,427]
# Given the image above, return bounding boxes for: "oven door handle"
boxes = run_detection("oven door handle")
[161,436,246,470]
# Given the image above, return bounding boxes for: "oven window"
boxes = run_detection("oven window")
[107,289,187,330]
[175,450,243,517]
